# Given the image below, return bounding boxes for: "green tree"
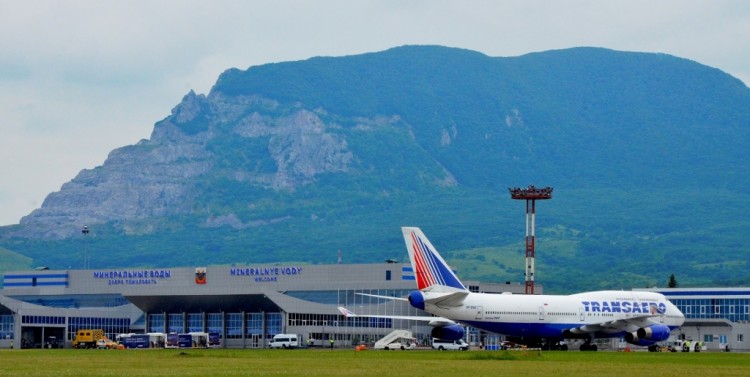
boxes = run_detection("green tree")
[668,274,678,288]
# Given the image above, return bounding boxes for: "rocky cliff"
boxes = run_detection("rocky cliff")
[3,46,750,292]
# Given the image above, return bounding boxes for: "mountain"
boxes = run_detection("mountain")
[2,46,750,293]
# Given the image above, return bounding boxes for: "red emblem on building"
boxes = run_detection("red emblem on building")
[195,267,207,284]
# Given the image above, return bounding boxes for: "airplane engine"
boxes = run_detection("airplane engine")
[636,324,671,342]
[408,290,425,310]
[623,332,656,346]
[624,324,671,346]
[431,324,464,341]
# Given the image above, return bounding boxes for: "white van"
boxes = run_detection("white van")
[269,334,300,349]
[432,338,469,351]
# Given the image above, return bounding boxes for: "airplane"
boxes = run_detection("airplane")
[339,226,685,351]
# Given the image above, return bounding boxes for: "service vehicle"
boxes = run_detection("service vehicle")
[96,338,117,349]
[72,329,106,349]
[147,332,167,348]
[121,334,150,349]
[432,338,469,351]
[269,334,300,349]
[177,333,193,348]
[189,332,208,348]
[116,333,135,344]
[44,336,60,349]
[668,340,703,352]
[373,330,416,350]
[208,332,221,348]
[166,333,180,348]
[382,339,417,350]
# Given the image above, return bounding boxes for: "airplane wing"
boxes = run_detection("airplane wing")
[355,290,468,307]
[567,312,663,335]
[423,290,469,308]
[337,307,456,327]
[355,292,408,302]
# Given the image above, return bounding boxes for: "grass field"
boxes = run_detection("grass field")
[1,348,748,377]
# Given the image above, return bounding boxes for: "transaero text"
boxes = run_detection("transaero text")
[93,269,172,286]
[230,266,302,283]
[581,301,667,314]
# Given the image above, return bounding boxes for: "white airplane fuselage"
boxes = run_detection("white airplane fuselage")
[340,227,687,348]
[421,290,684,340]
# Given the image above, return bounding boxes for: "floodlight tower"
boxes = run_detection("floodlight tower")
[509,185,553,295]
[82,225,90,270]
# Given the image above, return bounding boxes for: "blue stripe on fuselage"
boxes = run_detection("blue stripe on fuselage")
[462,320,582,338]
[461,320,680,340]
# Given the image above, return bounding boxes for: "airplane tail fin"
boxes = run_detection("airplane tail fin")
[402,227,466,292]
[338,307,356,318]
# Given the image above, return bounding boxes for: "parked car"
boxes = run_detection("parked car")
[96,338,117,349]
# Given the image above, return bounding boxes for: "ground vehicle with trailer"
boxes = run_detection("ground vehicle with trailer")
[668,340,704,352]
[121,334,150,348]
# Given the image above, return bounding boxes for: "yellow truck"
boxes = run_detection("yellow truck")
[72,329,106,349]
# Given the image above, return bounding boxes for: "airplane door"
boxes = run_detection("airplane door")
[579,307,585,321]
[475,306,484,320]
[538,306,545,321]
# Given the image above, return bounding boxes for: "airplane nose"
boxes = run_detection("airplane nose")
[674,305,686,325]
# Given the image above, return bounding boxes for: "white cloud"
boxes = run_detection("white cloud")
[0,0,748,225]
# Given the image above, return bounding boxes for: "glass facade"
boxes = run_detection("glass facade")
[148,313,165,333]
[285,289,414,306]
[168,313,184,333]
[1,315,13,339]
[266,313,281,335]
[187,313,203,333]
[246,313,263,336]
[67,316,130,340]
[17,315,129,341]
[207,313,223,335]
[287,312,390,328]
[670,297,750,322]
[21,315,64,325]
[226,313,242,338]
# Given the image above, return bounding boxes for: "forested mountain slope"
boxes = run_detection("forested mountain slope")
[2,46,749,293]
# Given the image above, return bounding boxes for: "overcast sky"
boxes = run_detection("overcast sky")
[1,0,748,226]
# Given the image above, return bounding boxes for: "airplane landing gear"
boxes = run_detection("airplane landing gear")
[544,340,569,351]
[579,339,597,351]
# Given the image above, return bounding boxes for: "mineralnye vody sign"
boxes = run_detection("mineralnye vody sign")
[230,266,303,283]
[93,269,172,285]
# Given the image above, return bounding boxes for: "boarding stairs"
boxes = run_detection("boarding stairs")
[374,330,413,349]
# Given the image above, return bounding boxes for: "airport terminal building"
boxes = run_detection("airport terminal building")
[0,263,527,349]
[5,264,750,351]
[638,287,750,352]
